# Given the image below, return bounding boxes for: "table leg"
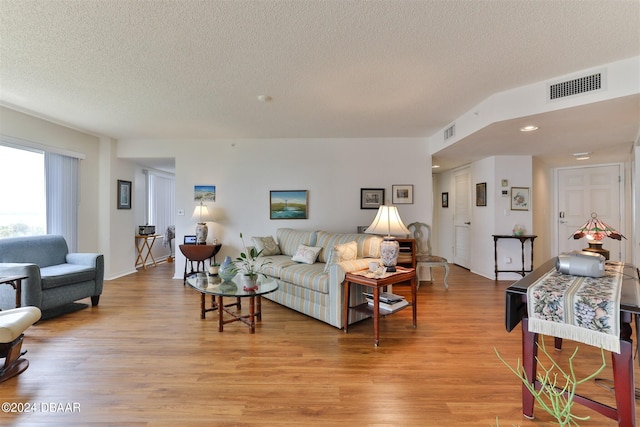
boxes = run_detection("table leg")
[411,275,417,328]
[612,316,636,427]
[249,296,256,334]
[343,281,350,332]
[256,296,262,321]
[373,286,380,347]
[520,240,526,277]
[494,237,499,280]
[521,318,537,419]
[200,293,206,319]
[217,296,224,332]
[146,236,158,267]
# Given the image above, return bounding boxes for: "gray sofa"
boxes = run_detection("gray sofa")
[0,235,104,312]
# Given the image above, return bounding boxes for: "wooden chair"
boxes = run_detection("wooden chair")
[407,222,450,289]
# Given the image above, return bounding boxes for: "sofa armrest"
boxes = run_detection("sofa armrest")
[0,263,43,308]
[66,253,104,296]
[66,252,101,267]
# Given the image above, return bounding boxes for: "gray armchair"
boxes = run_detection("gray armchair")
[0,235,103,312]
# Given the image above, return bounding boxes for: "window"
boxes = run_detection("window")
[0,142,79,250]
[0,145,46,237]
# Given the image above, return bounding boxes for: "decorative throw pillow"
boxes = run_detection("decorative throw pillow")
[291,244,322,264]
[324,241,357,272]
[251,236,281,256]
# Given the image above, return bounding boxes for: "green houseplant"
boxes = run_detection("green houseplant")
[495,338,606,427]
[234,233,271,290]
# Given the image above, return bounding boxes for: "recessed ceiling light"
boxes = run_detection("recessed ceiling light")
[520,125,539,132]
[575,156,590,161]
[572,151,591,157]
[432,164,440,169]
[257,95,272,102]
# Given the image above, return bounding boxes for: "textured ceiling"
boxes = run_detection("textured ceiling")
[1,1,639,170]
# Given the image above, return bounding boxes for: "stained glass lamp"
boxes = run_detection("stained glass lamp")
[570,212,625,260]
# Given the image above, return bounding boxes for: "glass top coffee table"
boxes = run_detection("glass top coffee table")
[185,272,278,333]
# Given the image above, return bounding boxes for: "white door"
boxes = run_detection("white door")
[453,168,471,268]
[557,164,623,261]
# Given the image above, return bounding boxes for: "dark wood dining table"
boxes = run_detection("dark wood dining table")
[505,258,639,426]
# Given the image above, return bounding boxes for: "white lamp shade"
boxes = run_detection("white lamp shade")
[365,204,410,237]
[192,204,214,223]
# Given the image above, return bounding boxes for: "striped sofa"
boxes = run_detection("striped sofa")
[254,228,382,329]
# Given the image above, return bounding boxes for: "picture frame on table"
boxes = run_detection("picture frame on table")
[117,180,132,209]
[392,184,413,204]
[360,188,385,209]
[511,187,530,211]
[270,190,308,219]
[476,182,487,207]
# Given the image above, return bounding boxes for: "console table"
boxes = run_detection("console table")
[493,234,537,280]
[179,244,222,284]
[505,258,639,426]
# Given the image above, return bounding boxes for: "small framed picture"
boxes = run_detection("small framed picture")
[270,190,308,219]
[392,185,413,204]
[476,182,487,207]
[360,188,385,209]
[441,192,449,208]
[511,187,530,211]
[183,235,197,245]
[117,180,132,209]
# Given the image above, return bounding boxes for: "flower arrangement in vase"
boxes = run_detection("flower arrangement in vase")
[234,233,271,291]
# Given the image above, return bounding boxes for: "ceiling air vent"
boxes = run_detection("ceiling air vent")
[548,71,604,101]
[444,124,455,141]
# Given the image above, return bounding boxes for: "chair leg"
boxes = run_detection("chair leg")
[442,263,450,290]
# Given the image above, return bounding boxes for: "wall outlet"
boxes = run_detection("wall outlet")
[178,209,185,216]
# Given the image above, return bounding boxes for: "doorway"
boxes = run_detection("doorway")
[453,167,471,268]
[556,164,624,261]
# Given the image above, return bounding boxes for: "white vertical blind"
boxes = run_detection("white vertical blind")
[45,152,78,251]
[147,171,175,247]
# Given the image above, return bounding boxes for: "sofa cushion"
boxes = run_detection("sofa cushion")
[251,236,281,256]
[279,263,330,294]
[0,235,69,267]
[291,244,322,264]
[258,255,296,278]
[276,228,317,256]
[40,264,96,290]
[315,231,382,262]
[324,240,357,272]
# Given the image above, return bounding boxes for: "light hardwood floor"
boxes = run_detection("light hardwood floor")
[0,262,637,426]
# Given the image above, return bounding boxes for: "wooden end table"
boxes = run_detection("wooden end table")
[179,244,222,284]
[343,267,417,346]
[0,275,26,309]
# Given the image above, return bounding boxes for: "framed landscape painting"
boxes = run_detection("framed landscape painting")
[270,190,308,219]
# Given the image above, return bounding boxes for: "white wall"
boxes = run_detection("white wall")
[434,155,533,280]
[118,138,432,279]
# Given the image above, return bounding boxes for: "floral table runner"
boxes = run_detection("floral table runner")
[527,262,624,353]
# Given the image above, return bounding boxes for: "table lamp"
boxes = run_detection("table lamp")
[192,202,214,245]
[570,212,625,260]
[365,202,410,272]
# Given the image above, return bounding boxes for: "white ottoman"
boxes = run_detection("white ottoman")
[0,307,41,383]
